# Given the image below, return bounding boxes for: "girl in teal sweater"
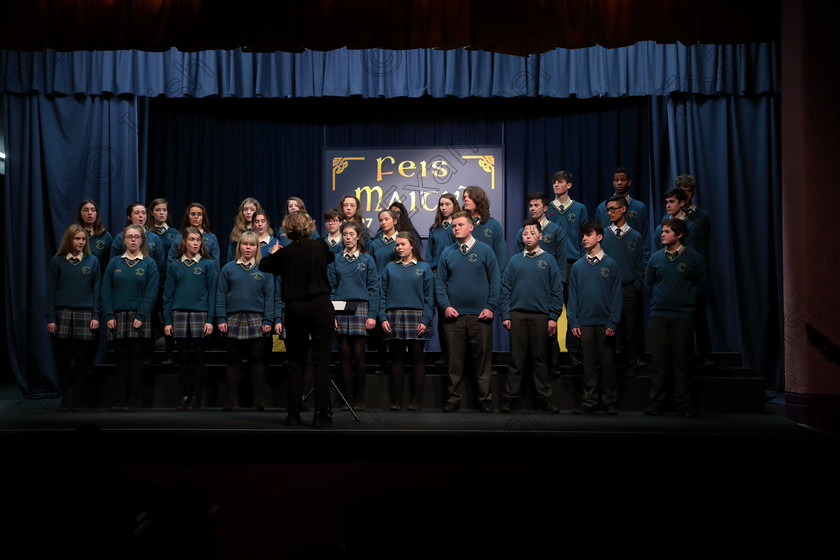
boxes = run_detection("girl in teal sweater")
[164,227,217,411]
[46,224,101,411]
[379,232,434,410]
[102,224,159,411]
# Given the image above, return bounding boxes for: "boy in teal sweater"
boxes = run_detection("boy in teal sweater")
[500,218,564,413]
[435,211,500,412]
[567,222,622,414]
[644,219,707,416]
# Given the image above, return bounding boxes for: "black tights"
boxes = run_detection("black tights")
[113,338,146,406]
[225,337,266,406]
[177,338,207,400]
[55,338,95,405]
[388,340,426,404]
[338,335,367,404]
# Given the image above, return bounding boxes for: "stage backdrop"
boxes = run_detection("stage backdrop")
[324,147,505,234]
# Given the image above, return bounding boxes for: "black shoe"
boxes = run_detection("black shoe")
[572,405,594,414]
[539,398,559,413]
[176,396,189,411]
[121,403,137,412]
[389,401,401,411]
[566,354,583,367]
[644,406,662,416]
[353,401,367,412]
[110,402,123,412]
[313,410,333,428]
[479,400,493,413]
[683,407,699,417]
[406,400,422,411]
[285,414,301,426]
[499,399,515,413]
[442,401,460,412]
[59,395,71,412]
[252,401,265,412]
[222,402,235,411]
[187,396,200,411]
[604,403,619,415]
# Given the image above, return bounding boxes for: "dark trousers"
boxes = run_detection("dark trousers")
[694,293,711,360]
[618,284,643,367]
[285,296,334,417]
[443,314,493,404]
[504,311,552,401]
[579,325,617,407]
[648,316,694,410]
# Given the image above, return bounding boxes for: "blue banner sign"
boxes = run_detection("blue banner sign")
[324,146,505,236]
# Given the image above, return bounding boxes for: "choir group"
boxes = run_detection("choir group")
[46,167,710,422]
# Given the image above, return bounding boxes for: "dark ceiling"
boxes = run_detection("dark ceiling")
[0,0,780,56]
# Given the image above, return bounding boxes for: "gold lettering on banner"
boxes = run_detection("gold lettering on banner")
[378,157,450,182]
[332,157,365,191]
[356,186,384,212]
[420,192,438,212]
[462,155,496,189]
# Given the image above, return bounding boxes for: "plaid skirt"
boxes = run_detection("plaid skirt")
[108,310,152,341]
[54,307,97,341]
[336,300,370,337]
[383,308,430,341]
[170,310,208,339]
[224,312,267,340]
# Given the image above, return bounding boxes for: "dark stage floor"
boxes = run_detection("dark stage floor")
[2,383,836,559]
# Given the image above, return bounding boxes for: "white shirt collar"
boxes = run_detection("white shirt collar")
[342,248,361,259]
[586,249,606,263]
[457,236,476,251]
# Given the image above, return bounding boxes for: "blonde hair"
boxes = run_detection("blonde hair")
[235,230,262,263]
[282,211,315,241]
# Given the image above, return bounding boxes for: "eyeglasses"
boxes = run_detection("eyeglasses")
[605,206,624,212]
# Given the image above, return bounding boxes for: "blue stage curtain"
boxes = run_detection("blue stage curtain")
[1,42,783,393]
[1,42,778,99]
[649,94,783,386]
[2,93,148,397]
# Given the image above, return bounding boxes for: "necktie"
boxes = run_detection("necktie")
[241,262,253,270]
[184,259,195,266]
[345,254,356,262]
[588,256,597,264]
[443,222,450,229]
[615,229,622,238]
[526,251,536,258]
[460,244,468,255]
[69,257,80,265]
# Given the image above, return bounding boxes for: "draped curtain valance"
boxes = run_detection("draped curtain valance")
[1,42,778,100]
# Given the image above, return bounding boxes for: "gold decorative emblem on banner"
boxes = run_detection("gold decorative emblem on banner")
[332,157,366,191]
[462,155,496,190]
